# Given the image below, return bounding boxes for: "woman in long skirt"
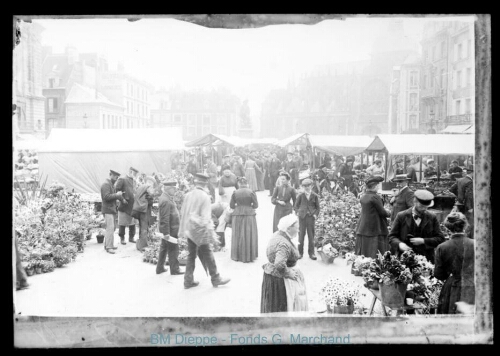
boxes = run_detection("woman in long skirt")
[218,169,239,204]
[271,173,297,233]
[229,177,259,262]
[435,212,475,314]
[244,155,261,192]
[255,155,266,191]
[354,177,390,258]
[261,214,308,313]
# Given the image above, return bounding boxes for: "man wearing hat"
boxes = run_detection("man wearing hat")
[389,174,415,222]
[205,155,218,203]
[448,160,463,181]
[178,173,230,289]
[232,156,245,178]
[424,159,439,178]
[267,152,282,196]
[156,180,184,275]
[100,170,124,254]
[115,167,139,245]
[293,178,320,260]
[388,190,446,263]
[338,156,355,188]
[132,176,156,251]
[187,154,198,176]
[221,155,232,173]
[449,166,474,237]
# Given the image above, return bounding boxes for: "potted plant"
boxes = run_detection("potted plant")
[316,241,339,264]
[34,260,43,274]
[370,251,413,309]
[320,277,363,314]
[351,255,372,277]
[25,261,35,276]
[96,228,105,244]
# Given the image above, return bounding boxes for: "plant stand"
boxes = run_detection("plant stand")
[379,282,407,309]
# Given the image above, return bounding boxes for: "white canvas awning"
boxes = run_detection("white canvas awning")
[185,134,244,147]
[274,133,311,147]
[38,128,185,153]
[365,134,474,155]
[309,135,373,156]
[440,125,472,134]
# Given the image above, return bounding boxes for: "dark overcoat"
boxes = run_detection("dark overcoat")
[356,191,390,236]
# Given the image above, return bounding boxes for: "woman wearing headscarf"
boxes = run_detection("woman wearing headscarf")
[229,177,259,262]
[261,214,308,313]
[244,155,261,192]
[218,168,239,204]
[271,172,297,233]
[354,176,391,258]
[435,212,475,314]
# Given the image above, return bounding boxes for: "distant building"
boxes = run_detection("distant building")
[13,20,45,138]
[64,82,124,129]
[150,88,241,141]
[99,66,154,129]
[419,20,474,133]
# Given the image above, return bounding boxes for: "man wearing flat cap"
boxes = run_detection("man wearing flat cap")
[156,180,184,275]
[449,166,474,238]
[424,159,439,179]
[178,172,230,289]
[389,174,414,222]
[293,178,320,260]
[132,175,156,251]
[389,190,446,263]
[448,160,463,181]
[115,167,139,245]
[100,170,124,254]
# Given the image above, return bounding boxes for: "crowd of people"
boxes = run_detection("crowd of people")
[97,146,476,316]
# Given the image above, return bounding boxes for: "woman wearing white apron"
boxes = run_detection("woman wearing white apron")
[218,169,239,204]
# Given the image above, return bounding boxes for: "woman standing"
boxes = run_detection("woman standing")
[261,214,308,313]
[271,172,297,233]
[255,154,266,192]
[435,212,475,314]
[244,155,261,192]
[354,176,391,258]
[218,169,239,204]
[229,177,259,262]
[366,159,385,178]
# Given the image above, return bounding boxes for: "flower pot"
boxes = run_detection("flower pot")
[379,282,407,309]
[35,267,42,274]
[96,234,105,244]
[318,250,335,264]
[327,304,354,314]
[26,268,34,276]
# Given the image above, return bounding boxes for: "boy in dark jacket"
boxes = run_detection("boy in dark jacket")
[294,178,320,260]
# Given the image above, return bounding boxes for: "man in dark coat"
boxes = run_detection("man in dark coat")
[388,190,446,263]
[338,156,355,189]
[115,167,138,244]
[220,155,232,174]
[390,174,414,222]
[448,160,463,180]
[267,152,282,196]
[100,170,124,254]
[294,178,320,260]
[156,180,184,275]
[449,166,474,238]
[283,152,295,185]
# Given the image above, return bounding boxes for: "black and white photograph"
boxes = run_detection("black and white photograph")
[12,14,492,347]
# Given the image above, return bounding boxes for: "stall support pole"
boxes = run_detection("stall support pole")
[404,155,407,172]
[384,151,389,182]
[360,152,364,170]
[437,155,440,183]
[419,155,423,182]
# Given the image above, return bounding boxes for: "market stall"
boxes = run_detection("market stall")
[309,135,373,170]
[38,127,186,195]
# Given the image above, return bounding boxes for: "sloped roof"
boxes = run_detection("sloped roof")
[274,133,311,147]
[365,134,474,155]
[440,125,472,134]
[65,82,123,108]
[38,128,185,153]
[309,135,373,156]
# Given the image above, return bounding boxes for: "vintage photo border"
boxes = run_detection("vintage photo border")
[12,14,492,346]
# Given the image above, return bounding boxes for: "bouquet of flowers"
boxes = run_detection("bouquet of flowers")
[369,251,413,286]
[320,276,363,308]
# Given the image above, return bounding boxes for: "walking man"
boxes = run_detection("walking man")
[268,152,282,196]
[294,178,320,260]
[179,173,231,289]
[390,174,414,222]
[115,167,139,245]
[100,170,124,254]
[156,180,185,275]
[449,166,474,238]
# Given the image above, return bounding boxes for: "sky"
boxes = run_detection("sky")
[33,15,475,130]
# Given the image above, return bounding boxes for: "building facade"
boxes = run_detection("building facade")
[99,67,154,129]
[150,88,241,141]
[419,20,474,133]
[13,20,45,137]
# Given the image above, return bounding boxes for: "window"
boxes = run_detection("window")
[466,68,472,86]
[432,46,436,61]
[441,41,446,58]
[188,114,196,125]
[409,93,418,111]
[174,114,182,124]
[203,114,210,125]
[423,50,428,63]
[423,74,427,89]
[49,78,55,88]
[127,101,129,114]
[409,71,418,87]
[456,100,461,115]
[48,98,58,113]
[102,114,105,129]
[456,70,462,88]
[430,71,434,88]
[440,69,444,88]
[409,115,416,129]
[465,99,471,114]
[107,115,110,128]
[188,126,196,136]
[202,126,210,135]
[458,43,463,60]
[467,40,472,58]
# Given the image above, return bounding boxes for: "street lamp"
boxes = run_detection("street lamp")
[83,113,88,128]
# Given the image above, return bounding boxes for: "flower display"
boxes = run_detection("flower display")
[314,190,361,254]
[320,276,363,308]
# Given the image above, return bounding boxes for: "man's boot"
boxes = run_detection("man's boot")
[129,225,136,243]
[212,276,231,288]
[216,232,225,248]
